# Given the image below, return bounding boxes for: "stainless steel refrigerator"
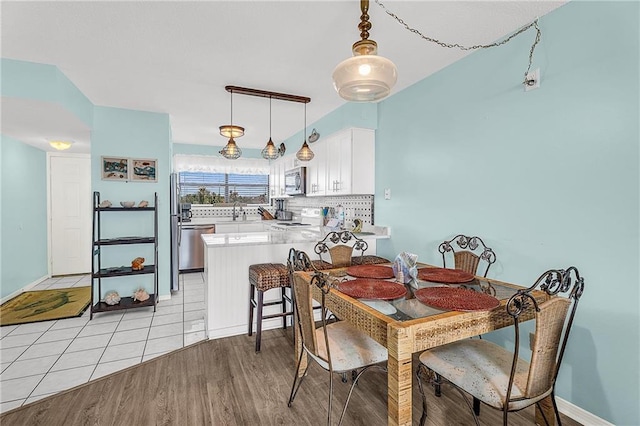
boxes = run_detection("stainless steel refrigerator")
[170,173,181,292]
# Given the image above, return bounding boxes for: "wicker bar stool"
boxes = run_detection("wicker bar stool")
[248,263,293,353]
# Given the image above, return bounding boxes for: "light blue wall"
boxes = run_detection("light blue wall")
[92,106,172,299]
[374,2,638,424]
[1,136,48,298]
[283,102,377,147]
[1,59,93,127]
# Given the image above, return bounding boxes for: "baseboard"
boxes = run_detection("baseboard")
[1,275,48,304]
[557,396,613,426]
[158,294,172,301]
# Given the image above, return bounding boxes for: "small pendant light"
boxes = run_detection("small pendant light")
[261,96,280,160]
[296,103,314,162]
[219,89,242,159]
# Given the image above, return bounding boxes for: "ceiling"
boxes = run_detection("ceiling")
[1,1,566,154]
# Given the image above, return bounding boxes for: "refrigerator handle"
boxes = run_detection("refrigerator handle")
[178,220,182,246]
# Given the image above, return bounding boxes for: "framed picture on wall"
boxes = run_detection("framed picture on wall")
[130,158,157,182]
[101,157,129,181]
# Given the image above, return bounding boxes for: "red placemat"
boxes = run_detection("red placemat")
[417,267,475,284]
[338,279,407,300]
[346,265,395,279]
[414,287,500,312]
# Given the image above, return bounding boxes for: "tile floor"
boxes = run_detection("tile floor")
[0,272,206,413]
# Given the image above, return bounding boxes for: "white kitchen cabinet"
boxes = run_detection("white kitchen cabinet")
[305,140,327,196]
[325,128,375,195]
[269,155,295,198]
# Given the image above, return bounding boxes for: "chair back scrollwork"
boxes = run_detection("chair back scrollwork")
[439,234,496,277]
[315,231,369,268]
[504,267,584,404]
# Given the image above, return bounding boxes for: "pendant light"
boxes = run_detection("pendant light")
[296,103,314,162]
[219,89,242,159]
[332,0,397,102]
[261,96,280,160]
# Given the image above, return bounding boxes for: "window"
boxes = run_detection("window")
[179,172,269,204]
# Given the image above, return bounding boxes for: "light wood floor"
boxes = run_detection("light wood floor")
[1,329,581,425]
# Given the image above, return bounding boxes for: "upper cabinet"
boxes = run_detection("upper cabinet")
[307,128,375,196]
[269,155,295,198]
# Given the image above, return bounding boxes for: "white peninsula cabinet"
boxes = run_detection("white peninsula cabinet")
[307,127,375,196]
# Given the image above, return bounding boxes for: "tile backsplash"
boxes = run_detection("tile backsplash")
[189,195,373,228]
[284,195,374,227]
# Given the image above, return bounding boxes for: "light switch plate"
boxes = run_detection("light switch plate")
[384,188,391,200]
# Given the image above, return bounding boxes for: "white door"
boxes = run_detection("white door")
[50,154,91,275]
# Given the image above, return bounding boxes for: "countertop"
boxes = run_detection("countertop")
[201,228,390,248]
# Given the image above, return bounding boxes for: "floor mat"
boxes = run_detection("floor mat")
[0,287,90,326]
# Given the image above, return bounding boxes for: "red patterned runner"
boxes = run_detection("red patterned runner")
[417,267,475,284]
[338,279,407,300]
[346,265,395,279]
[414,286,500,312]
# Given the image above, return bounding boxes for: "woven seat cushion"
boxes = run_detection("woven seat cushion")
[419,339,548,411]
[309,321,387,372]
[351,255,391,266]
[249,263,289,291]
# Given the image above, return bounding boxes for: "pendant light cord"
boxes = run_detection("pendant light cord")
[269,96,272,138]
[374,0,542,83]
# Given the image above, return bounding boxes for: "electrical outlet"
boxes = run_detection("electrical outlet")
[384,188,391,200]
[524,68,540,91]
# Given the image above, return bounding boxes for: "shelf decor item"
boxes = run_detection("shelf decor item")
[130,158,157,182]
[131,257,145,271]
[133,287,150,302]
[101,157,129,181]
[104,291,121,306]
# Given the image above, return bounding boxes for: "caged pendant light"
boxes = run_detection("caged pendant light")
[332,0,397,102]
[261,96,280,160]
[219,88,243,159]
[296,103,314,162]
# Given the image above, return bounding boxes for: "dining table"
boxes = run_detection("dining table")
[293,264,553,426]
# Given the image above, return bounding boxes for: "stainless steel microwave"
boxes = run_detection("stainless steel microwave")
[284,167,307,196]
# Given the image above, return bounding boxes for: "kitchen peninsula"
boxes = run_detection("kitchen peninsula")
[201,227,389,339]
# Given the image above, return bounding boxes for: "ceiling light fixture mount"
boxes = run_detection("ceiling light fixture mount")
[223,86,312,161]
[49,139,74,150]
[332,0,397,102]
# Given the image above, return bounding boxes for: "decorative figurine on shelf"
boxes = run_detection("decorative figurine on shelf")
[352,218,363,233]
[133,287,150,302]
[99,200,112,208]
[104,291,121,306]
[138,200,149,208]
[131,257,145,270]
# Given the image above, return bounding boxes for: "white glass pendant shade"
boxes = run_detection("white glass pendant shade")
[332,54,397,102]
[49,140,73,150]
[261,138,279,160]
[219,138,242,160]
[219,125,245,138]
[296,141,314,162]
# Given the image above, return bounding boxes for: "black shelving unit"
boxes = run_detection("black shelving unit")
[91,191,159,319]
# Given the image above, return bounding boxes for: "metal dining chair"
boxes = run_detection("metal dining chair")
[314,230,389,270]
[287,249,388,426]
[439,234,497,277]
[415,267,585,426]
